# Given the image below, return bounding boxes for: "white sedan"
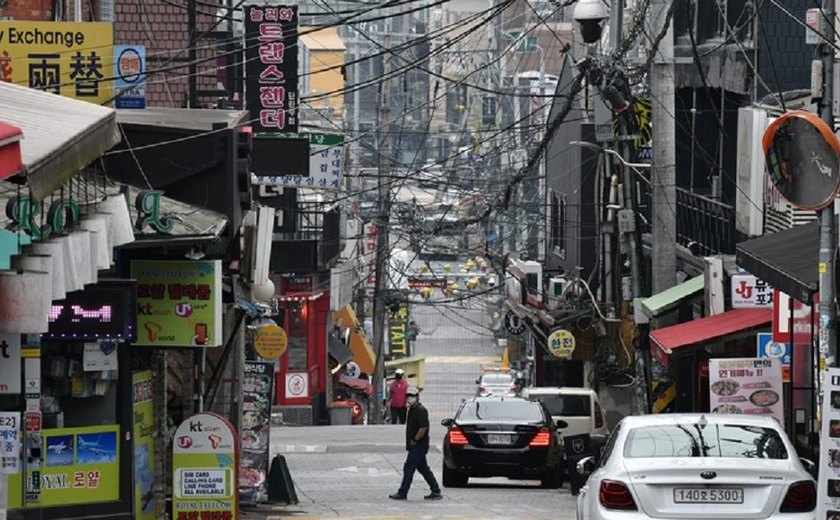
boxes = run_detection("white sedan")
[576,414,816,519]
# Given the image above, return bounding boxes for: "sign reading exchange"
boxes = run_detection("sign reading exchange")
[0,21,114,105]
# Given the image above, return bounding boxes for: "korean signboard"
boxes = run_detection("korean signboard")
[547,329,576,359]
[773,289,818,345]
[388,304,409,358]
[0,333,21,394]
[756,332,791,382]
[709,358,783,424]
[114,44,146,109]
[0,21,113,104]
[172,412,238,520]
[252,133,344,189]
[130,260,223,347]
[133,371,156,520]
[240,361,273,502]
[7,424,120,508]
[819,369,840,519]
[0,412,20,474]
[245,5,298,133]
[730,274,773,308]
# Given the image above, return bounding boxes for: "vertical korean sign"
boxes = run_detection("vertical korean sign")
[0,22,113,104]
[239,361,273,502]
[131,260,223,347]
[819,369,840,519]
[114,44,146,109]
[245,5,298,133]
[709,358,783,423]
[172,412,238,520]
[0,412,20,474]
[133,371,156,520]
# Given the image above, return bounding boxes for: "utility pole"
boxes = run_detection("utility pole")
[650,0,676,295]
[371,35,392,424]
[819,0,838,367]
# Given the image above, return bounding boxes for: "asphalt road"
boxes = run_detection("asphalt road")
[252,296,578,519]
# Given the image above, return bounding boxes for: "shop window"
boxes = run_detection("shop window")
[287,303,308,371]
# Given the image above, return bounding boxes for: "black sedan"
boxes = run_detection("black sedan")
[441,396,566,488]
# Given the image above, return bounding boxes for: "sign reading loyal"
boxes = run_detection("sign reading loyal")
[0,22,113,104]
[245,5,298,133]
[131,260,222,347]
[172,412,238,520]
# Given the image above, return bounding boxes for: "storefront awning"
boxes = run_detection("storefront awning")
[0,81,121,202]
[328,335,353,366]
[640,275,704,319]
[333,305,375,374]
[0,122,23,180]
[650,308,772,366]
[736,223,818,304]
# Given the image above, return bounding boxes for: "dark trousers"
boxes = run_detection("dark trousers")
[398,444,440,496]
[390,406,407,424]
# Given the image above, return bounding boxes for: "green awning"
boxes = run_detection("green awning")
[640,275,705,318]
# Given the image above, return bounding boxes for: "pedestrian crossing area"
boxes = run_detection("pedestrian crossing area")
[422,355,500,365]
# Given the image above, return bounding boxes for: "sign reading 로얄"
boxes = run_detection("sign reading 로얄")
[172,412,238,520]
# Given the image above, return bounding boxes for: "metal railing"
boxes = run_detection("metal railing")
[674,187,736,255]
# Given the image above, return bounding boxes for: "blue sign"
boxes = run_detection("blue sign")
[114,45,146,109]
[756,332,791,366]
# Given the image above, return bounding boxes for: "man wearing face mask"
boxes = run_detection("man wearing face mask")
[389,369,409,424]
[389,387,443,500]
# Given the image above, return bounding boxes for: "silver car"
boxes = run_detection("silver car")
[576,414,816,519]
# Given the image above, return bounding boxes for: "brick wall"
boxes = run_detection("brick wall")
[114,0,221,107]
[0,0,54,21]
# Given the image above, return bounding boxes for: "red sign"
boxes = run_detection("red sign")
[24,411,41,432]
[772,289,818,345]
[281,275,312,294]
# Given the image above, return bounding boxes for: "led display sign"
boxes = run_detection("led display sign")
[42,280,137,341]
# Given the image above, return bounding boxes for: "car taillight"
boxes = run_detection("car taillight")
[529,428,551,447]
[780,480,816,512]
[594,402,604,429]
[448,428,469,446]
[599,480,637,511]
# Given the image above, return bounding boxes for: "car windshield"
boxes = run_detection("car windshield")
[528,394,591,417]
[458,401,543,422]
[624,423,789,459]
[481,373,512,385]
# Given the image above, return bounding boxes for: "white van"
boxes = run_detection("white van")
[519,387,609,438]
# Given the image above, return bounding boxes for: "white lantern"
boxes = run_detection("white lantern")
[0,270,51,332]
[25,241,66,300]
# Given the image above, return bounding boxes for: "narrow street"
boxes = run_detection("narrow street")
[257,296,577,519]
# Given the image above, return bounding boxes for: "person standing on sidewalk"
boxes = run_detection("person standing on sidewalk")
[389,387,443,500]
[389,369,409,424]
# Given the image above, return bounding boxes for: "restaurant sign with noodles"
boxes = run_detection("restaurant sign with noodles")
[709,358,783,424]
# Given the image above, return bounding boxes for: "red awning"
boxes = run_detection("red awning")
[0,121,23,180]
[650,308,772,366]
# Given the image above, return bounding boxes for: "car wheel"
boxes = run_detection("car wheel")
[442,464,468,488]
[540,463,563,489]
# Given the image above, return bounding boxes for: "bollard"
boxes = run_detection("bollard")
[267,454,299,505]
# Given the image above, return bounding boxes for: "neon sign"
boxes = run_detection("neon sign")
[42,280,137,341]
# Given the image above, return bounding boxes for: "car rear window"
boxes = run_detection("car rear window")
[481,373,513,384]
[527,394,591,417]
[458,401,543,422]
[624,424,789,459]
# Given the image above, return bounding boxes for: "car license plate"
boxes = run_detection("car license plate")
[673,488,743,504]
[487,434,511,445]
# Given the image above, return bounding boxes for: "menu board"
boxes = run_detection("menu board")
[240,361,273,502]
[819,368,840,520]
[708,358,783,424]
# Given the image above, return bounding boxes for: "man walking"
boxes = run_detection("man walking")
[389,368,409,424]
[389,387,443,500]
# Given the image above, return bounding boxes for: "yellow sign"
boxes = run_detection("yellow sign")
[254,324,287,359]
[547,329,576,359]
[0,21,114,105]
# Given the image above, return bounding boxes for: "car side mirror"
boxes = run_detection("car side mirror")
[576,456,595,475]
[800,457,816,477]
[441,418,454,427]
[555,419,569,430]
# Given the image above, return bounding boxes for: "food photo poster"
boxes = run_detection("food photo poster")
[240,361,274,502]
[709,357,783,423]
[819,368,840,520]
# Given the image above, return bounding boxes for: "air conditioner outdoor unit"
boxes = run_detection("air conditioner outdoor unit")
[546,276,568,311]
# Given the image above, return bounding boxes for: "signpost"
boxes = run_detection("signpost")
[172,412,238,520]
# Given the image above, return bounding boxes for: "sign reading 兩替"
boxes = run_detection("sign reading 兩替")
[172,412,238,520]
[0,21,114,104]
[131,260,222,347]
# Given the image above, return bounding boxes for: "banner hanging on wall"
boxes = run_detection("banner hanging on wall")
[240,361,273,502]
[133,371,156,520]
[708,357,783,424]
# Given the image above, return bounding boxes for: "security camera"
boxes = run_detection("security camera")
[574,0,609,44]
